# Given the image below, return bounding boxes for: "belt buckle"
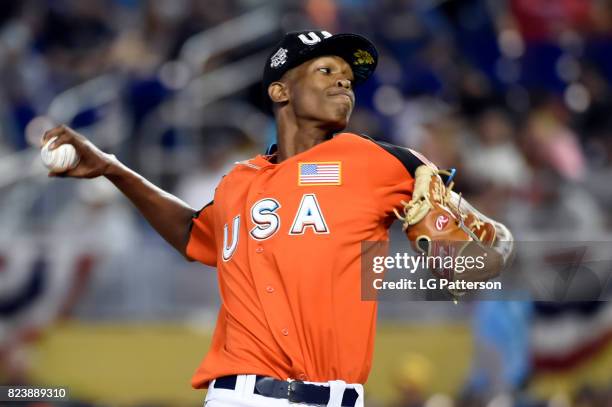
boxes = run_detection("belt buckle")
[287,380,304,403]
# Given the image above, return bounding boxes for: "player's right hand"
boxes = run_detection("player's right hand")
[40,125,116,178]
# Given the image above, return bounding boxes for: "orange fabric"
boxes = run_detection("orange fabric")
[187,133,414,387]
[187,202,216,265]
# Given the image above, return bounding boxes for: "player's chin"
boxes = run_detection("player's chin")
[322,105,352,130]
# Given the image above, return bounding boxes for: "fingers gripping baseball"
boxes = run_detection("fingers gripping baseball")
[40,125,115,178]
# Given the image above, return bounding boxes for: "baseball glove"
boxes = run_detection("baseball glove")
[394,165,512,286]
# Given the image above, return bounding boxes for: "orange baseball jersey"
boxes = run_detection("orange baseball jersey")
[187,132,426,388]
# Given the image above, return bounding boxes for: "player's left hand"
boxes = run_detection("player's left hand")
[395,165,510,284]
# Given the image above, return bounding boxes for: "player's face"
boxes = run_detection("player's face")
[287,56,355,130]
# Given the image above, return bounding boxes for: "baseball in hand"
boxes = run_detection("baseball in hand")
[41,136,80,172]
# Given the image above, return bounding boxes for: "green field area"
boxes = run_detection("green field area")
[28,322,612,406]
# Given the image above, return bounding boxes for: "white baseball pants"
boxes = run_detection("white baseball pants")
[204,374,365,407]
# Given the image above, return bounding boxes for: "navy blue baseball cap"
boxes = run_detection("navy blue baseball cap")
[262,30,378,106]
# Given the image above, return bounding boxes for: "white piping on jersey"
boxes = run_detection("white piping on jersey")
[234,160,261,170]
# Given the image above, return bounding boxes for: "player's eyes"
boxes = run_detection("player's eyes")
[318,67,331,74]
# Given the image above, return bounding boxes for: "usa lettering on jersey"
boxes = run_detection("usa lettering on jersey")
[222,194,329,261]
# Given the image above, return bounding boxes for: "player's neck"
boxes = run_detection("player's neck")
[275,117,335,163]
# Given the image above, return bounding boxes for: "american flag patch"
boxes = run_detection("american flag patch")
[298,162,342,186]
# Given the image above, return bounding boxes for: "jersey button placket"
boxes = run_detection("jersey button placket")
[247,166,296,353]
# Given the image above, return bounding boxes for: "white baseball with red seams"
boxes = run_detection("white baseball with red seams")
[40,136,80,172]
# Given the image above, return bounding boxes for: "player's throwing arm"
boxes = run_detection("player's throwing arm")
[40,125,196,256]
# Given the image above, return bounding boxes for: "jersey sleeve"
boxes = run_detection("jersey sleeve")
[364,137,435,222]
[186,201,217,266]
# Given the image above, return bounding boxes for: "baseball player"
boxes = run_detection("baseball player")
[41,30,512,406]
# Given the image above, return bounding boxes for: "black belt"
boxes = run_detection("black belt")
[213,375,359,406]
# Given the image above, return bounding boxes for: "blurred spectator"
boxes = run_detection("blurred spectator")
[390,353,433,407]
[463,301,534,401]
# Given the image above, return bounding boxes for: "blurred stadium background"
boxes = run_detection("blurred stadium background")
[1,0,612,406]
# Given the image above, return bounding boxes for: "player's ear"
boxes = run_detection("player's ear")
[268,81,289,104]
